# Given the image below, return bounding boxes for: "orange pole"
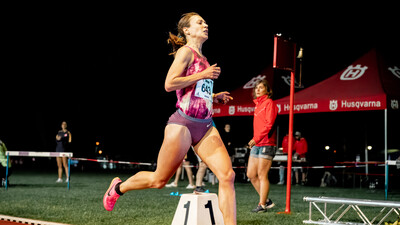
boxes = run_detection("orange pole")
[285,70,295,213]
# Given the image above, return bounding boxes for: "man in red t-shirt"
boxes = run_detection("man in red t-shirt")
[293,131,308,185]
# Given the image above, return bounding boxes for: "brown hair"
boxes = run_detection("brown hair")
[167,12,200,55]
[252,79,273,99]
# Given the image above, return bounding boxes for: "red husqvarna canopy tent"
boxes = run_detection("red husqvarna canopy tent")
[212,48,399,199]
[213,49,400,117]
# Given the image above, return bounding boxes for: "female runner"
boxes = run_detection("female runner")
[103,12,236,225]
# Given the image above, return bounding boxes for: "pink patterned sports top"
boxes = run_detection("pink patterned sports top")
[175,46,213,119]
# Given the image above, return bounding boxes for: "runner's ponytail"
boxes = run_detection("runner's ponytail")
[167,32,186,56]
[167,12,199,56]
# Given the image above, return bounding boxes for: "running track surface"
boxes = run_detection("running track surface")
[0,221,22,225]
[0,220,67,225]
[0,216,69,225]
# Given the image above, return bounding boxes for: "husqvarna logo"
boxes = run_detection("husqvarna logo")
[388,66,400,79]
[340,65,368,80]
[391,100,399,110]
[229,106,235,115]
[329,100,338,111]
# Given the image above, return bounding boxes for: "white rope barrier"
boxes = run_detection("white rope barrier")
[70,157,398,171]
[6,151,73,157]
[4,151,398,191]
[71,157,152,166]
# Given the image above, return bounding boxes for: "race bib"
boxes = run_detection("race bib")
[194,79,213,101]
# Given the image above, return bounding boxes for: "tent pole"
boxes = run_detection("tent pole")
[285,71,295,213]
[384,109,388,200]
[364,125,368,182]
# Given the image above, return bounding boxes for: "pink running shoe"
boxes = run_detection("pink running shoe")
[103,177,122,211]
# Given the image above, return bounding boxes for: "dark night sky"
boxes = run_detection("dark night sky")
[2,3,399,162]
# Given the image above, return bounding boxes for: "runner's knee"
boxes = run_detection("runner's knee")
[219,169,235,184]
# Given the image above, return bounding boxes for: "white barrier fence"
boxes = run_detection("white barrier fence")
[303,196,400,225]
[5,151,73,190]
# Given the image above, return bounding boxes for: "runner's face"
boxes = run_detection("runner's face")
[185,15,208,41]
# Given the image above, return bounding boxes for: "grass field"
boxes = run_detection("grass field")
[1,170,399,225]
